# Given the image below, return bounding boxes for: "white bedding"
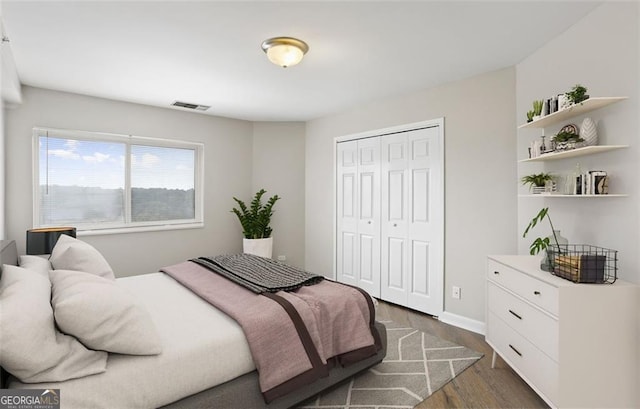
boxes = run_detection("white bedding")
[10,272,255,409]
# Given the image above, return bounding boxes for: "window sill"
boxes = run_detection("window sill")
[77,222,204,237]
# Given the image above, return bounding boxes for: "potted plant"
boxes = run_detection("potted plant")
[565,84,589,105]
[526,110,535,123]
[552,131,584,151]
[523,207,568,271]
[231,189,280,258]
[532,100,543,121]
[521,172,554,194]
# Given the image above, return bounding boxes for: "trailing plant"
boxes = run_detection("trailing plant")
[566,84,589,104]
[521,172,553,188]
[526,110,535,122]
[532,100,543,116]
[231,189,280,239]
[552,131,584,143]
[522,207,561,255]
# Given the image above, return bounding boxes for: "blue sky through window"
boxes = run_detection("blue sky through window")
[39,137,195,190]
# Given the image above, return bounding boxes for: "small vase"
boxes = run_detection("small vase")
[580,117,598,146]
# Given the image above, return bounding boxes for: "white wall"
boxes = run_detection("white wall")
[6,86,254,276]
[516,2,639,283]
[251,122,305,268]
[517,4,639,404]
[305,67,516,323]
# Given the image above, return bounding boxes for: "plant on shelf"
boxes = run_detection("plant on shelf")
[565,84,589,104]
[552,131,584,144]
[521,172,553,191]
[532,100,543,117]
[526,110,535,122]
[231,189,280,239]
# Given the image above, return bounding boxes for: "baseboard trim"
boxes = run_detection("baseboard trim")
[439,312,486,335]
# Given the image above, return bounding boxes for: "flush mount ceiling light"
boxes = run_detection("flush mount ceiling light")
[261,37,309,68]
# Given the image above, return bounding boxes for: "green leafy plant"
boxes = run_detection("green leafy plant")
[523,207,561,255]
[231,189,280,239]
[526,110,535,122]
[552,131,584,144]
[532,100,543,116]
[521,172,553,188]
[566,84,589,104]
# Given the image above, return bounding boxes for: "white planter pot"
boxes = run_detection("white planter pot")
[243,237,273,259]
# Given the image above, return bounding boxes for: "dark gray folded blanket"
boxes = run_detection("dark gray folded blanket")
[191,253,324,293]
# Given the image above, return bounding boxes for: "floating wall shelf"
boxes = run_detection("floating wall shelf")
[519,145,628,163]
[518,97,628,130]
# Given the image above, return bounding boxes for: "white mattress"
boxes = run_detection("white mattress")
[10,273,255,409]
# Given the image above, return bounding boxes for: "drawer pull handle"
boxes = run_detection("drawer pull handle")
[508,309,522,320]
[509,344,522,357]
[494,271,499,275]
[533,290,541,295]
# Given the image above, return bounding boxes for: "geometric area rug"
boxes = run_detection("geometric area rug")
[297,320,483,409]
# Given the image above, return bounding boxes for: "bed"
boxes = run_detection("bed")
[0,239,387,409]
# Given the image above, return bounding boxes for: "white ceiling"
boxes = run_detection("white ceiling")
[2,1,601,122]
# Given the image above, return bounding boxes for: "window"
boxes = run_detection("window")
[33,128,203,234]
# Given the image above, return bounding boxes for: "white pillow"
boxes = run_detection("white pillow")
[0,264,107,383]
[50,269,163,355]
[50,235,115,280]
[18,255,52,276]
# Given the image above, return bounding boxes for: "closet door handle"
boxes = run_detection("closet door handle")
[508,309,522,320]
[533,291,541,296]
[509,344,522,357]
[367,220,372,224]
[493,271,500,275]
[393,223,397,227]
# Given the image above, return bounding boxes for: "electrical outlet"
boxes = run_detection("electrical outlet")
[452,286,461,299]
[277,255,286,262]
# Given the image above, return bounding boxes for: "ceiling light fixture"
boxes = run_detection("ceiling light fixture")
[261,37,309,68]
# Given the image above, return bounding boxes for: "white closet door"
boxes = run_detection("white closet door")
[336,138,380,297]
[336,140,358,288]
[381,133,409,305]
[406,127,443,315]
[381,126,443,316]
[355,138,380,297]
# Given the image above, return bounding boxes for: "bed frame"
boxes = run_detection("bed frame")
[0,239,387,408]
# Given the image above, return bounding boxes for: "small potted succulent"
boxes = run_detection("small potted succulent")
[532,100,543,121]
[521,172,554,194]
[552,131,584,151]
[565,84,589,105]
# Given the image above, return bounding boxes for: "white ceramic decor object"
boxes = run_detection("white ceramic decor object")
[243,237,273,258]
[580,117,598,146]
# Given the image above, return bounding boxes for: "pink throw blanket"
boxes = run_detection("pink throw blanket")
[161,261,380,402]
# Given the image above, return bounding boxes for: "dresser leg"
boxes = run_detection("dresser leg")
[491,350,497,369]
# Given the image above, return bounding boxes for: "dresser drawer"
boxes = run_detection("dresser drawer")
[487,259,559,316]
[487,282,559,362]
[486,312,558,405]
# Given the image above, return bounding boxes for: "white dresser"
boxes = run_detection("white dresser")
[486,255,638,408]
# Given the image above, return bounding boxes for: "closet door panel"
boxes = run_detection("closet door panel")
[355,138,381,297]
[336,141,359,287]
[381,133,409,304]
[407,127,443,315]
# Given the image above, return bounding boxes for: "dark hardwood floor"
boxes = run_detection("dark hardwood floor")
[375,301,550,409]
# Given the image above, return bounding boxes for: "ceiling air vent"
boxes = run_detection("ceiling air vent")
[171,101,210,111]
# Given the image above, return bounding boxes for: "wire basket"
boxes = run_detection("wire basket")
[546,244,617,284]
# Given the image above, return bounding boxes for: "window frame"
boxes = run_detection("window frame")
[32,127,204,235]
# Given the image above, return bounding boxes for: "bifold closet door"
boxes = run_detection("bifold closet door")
[336,138,380,297]
[381,126,443,315]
